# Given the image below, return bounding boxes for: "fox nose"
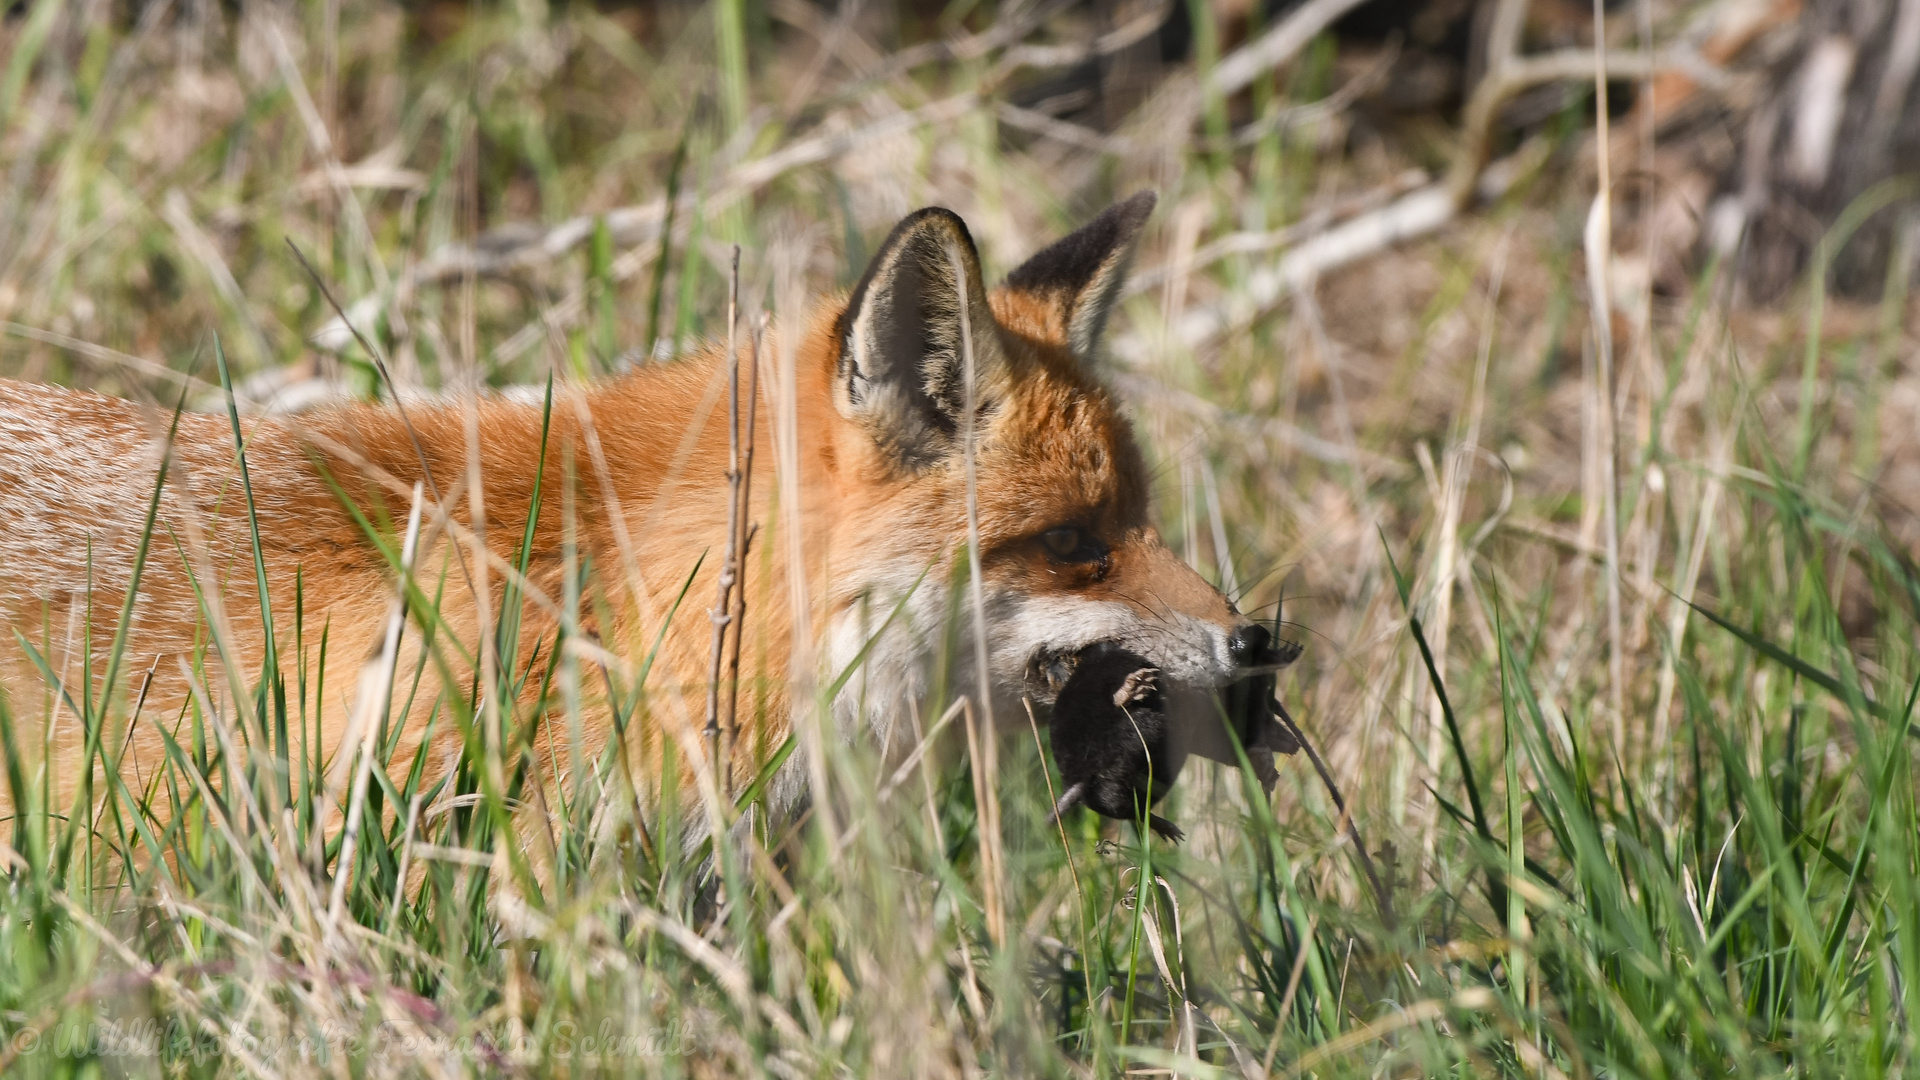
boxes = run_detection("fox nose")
[1227,623,1272,668]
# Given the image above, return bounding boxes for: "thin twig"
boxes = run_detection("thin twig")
[1273,699,1395,929]
[705,246,743,783]
[1205,0,1377,98]
[723,317,765,798]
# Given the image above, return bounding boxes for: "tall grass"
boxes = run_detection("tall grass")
[0,1,1915,1077]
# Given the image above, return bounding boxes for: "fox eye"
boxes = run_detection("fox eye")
[1040,527,1102,564]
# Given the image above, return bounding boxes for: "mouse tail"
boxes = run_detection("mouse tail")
[1051,782,1087,825]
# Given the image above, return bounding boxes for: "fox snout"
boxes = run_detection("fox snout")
[1227,621,1301,675]
[998,532,1288,710]
[1019,609,1292,706]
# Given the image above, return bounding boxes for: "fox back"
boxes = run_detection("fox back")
[0,194,1273,836]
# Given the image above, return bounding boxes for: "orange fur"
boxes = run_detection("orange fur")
[0,203,1253,842]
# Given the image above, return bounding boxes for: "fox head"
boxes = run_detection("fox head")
[810,193,1282,732]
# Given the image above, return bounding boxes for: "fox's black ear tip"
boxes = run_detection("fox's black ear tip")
[1089,191,1156,237]
[902,204,966,226]
[887,206,975,247]
[1115,190,1157,222]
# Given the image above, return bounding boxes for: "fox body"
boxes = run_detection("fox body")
[0,194,1275,833]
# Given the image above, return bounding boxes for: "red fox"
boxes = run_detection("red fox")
[0,193,1280,835]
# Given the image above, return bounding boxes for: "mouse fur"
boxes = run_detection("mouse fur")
[1048,641,1188,843]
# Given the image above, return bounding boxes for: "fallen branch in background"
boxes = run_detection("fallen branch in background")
[308,0,1779,396]
[312,93,980,353]
[1108,371,1409,478]
[1116,0,1795,375]
[1118,0,1788,369]
[313,0,1382,361]
[1445,48,1699,208]
[1113,146,1543,365]
[1124,168,1431,297]
[318,0,1191,356]
[1203,0,1378,99]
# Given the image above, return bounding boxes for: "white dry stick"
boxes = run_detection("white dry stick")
[1205,0,1378,98]
[1117,183,1461,363]
[1122,43,1693,366]
[313,93,980,351]
[1587,0,1627,760]
[1875,0,1920,161]
[328,484,425,929]
[706,247,743,786]
[1789,37,1858,187]
[1124,169,1430,298]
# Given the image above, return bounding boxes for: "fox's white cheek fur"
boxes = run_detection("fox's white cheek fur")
[983,592,1236,691]
[823,567,1237,728]
[821,556,953,747]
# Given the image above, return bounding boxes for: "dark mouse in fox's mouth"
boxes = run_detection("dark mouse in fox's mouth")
[1048,641,1188,843]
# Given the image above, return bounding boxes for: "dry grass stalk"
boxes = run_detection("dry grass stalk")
[327,482,424,929]
[723,317,765,799]
[1588,0,1628,760]
[952,238,1005,948]
[704,246,743,787]
[1418,236,1507,866]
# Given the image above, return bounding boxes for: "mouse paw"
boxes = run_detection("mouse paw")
[1113,667,1161,707]
[1148,814,1185,843]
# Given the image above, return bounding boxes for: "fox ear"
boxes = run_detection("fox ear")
[1003,191,1156,361]
[835,206,1004,471]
